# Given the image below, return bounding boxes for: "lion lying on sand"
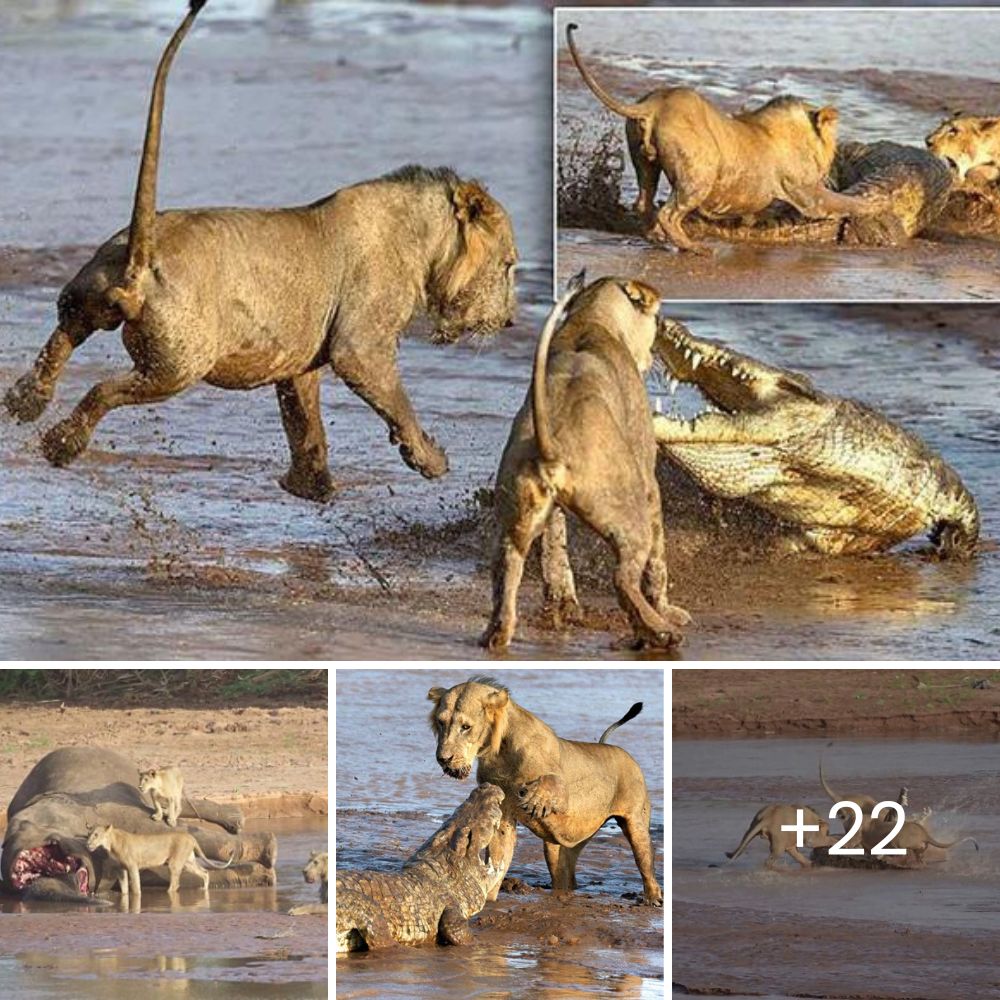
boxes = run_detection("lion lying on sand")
[4,1,517,500]
[565,23,878,253]
[428,676,663,906]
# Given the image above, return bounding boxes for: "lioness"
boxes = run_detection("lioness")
[482,273,689,651]
[139,766,184,827]
[820,745,909,848]
[4,1,517,499]
[565,23,877,253]
[926,113,1000,185]
[427,676,663,906]
[288,850,328,915]
[726,804,836,869]
[86,823,231,898]
[860,817,978,868]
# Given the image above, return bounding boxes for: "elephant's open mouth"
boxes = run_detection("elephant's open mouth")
[10,844,89,894]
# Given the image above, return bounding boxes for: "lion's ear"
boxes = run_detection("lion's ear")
[814,106,838,130]
[484,689,509,711]
[453,181,495,225]
[427,686,446,702]
[620,280,660,314]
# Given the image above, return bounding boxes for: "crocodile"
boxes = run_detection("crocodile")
[651,318,979,557]
[686,141,954,247]
[336,783,505,952]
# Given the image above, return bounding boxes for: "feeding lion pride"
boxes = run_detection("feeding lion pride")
[0,2,983,652]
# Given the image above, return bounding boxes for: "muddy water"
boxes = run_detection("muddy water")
[0,819,328,995]
[1,5,998,660]
[556,8,1000,301]
[674,737,1000,998]
[336,668,665,998]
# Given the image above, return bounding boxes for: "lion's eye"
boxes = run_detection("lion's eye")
[461,724,471,733]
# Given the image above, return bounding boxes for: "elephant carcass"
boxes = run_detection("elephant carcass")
[2,747,275,899]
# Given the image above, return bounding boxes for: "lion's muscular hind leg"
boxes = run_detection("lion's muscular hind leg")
[4,324,97,424]
[41,360,201,467]
[618,810,663,905]
[331,337,448,479]
[276,371,334,502]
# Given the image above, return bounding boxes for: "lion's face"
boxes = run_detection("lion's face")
[926,115,1000,180]
[85,825,112,852]
[433,183,518,342]
[427,681,510,780]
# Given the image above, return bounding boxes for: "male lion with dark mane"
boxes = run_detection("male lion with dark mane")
[4,1,517,499]
[427,676,663,906]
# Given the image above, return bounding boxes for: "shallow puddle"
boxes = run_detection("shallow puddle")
[0,819,328,995]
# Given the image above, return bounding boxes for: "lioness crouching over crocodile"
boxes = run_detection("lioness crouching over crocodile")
[565,23,877,253]
[688,141,955,247]
[428,677,663,906]
[652,319,979,557]
[336,783,504,950]
[483,273,689,652]
[3,1,517,499]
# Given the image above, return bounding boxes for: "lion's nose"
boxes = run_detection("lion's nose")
[924,136,933,148]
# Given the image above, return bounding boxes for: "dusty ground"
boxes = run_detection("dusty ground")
[0,703,328,830]
[673,900,1000,1000]
[673,668,1000,738]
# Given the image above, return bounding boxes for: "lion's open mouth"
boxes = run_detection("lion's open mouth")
[442,764,472,780]
[10,844,89,894]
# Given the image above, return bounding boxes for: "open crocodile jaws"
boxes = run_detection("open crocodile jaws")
[652,317,979,556]
[336,783,505,952]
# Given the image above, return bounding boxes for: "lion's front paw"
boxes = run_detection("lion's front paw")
[517,774,568,819]
[4,375,52,424]
[542,595,582,630]
[41,418,90,467]
[479,620,512,652]
[642,885,664,907]
[399,432,449,479]
[279,465,335,503]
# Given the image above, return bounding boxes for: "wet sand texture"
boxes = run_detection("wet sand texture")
[1,5,999,659]
[555,8,1000,300]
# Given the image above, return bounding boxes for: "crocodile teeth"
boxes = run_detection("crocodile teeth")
[691,353,702,371]
[654,396,663,413]
[669,378,678,395]
[684,348,693,361]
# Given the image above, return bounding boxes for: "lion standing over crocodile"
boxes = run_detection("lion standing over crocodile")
[428,676,663,906]
[3,0,517,499]
[564,23,877,253]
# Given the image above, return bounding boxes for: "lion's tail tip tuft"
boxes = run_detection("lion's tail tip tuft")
[190,0,208,13]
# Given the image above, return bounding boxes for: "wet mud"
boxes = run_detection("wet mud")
[673,736,1000,1000]
[336,669,665,998]
[1,4,998,659]
[555,9,1000,301]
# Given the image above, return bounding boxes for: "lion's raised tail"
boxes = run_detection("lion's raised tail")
[532,271,584,465]
[107,1,208,321]
[819,742,842,804]
[925,834,979,852]
[725,817,764,862]
[565,23,649,123]
[599,702,643,743]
